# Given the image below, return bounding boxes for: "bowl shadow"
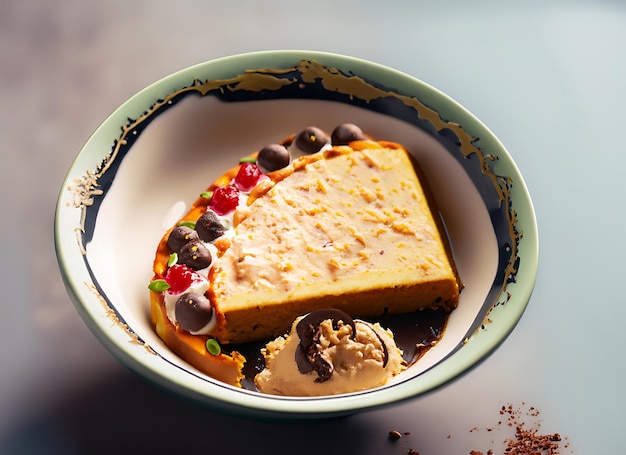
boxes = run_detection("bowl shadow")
[1,367,387,455]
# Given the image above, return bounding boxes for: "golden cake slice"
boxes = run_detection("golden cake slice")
[211,141,460,343]
[149,124,461,386]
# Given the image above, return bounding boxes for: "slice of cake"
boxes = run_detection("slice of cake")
[149,124,461,387]
[210,140,460,343]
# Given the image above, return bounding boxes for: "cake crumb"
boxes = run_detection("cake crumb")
[386,429,419,454]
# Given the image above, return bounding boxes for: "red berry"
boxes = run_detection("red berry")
[234,162,267,192]
[165,264,203,294]
[209,185,240,215]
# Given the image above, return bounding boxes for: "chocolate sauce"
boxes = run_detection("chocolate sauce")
[223,308,449,392]
[374,308,448,365]
[229,341,266,391]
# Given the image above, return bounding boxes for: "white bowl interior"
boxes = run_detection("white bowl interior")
[87,96,498,386]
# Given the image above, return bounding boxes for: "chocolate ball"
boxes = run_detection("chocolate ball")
[257,143,290,172]
[331,123,367,145]
[294,126,330,154]
[195,210,225,242]
[167,226,200,252]
[175,293,213,333]
[178,241,212,270]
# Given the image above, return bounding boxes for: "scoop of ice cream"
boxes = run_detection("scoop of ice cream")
[254,309,406,396]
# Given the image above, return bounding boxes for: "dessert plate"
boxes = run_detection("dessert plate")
[55,51,538,418]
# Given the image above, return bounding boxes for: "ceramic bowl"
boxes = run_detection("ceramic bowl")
[55,50,538,419]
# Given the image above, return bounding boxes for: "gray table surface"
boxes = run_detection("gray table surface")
[2,1,625,453]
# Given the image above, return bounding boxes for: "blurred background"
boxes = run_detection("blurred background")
[1,1,625,453]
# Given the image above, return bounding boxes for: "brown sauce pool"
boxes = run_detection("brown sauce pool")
[223,308,449,392]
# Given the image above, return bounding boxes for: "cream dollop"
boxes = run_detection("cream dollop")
[254,314,406,396]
